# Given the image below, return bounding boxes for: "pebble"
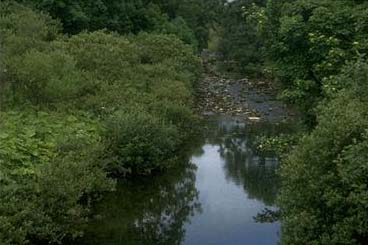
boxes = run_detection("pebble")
[197,67,292,123]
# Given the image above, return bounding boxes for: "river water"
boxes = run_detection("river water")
[79,115,283,245]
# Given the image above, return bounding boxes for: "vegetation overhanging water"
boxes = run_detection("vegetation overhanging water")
[77,116,288,245]
[2,0,368,244]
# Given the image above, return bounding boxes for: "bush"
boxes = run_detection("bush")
[159,17,199,48]
[103,111,179,175]
[55,31,200,113]
[58,31,139,83]
[0,3,201,244]
[0,1,60,57]
[148,101,201,141]
[218,0,267,77]
[133,33,202,83]
[267,0,368,124]
[5,49,97,105]
[0,1,62,106]
[0,111,115,244]
[278,60,368,244]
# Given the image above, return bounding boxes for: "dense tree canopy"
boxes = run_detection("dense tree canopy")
[219,0,368,244]
[2,0,368,244]
[14,0,225,49]
[279,59,368,244]
[0,1,202,244]
[219,0,368,123]
[217,0,267,76]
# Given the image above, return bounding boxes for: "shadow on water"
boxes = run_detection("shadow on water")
[77,161,201,245]
[205,116,283,206]
[77,115,293,245]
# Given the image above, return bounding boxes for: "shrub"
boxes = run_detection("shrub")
[218,0,267,77]
[148,101,201,140]
[59,31,139,83]
[133,33,202,83]
[20,0,170,35]
[0,3,201,244]
[56,31,200,114]
[0,1,60,57]
[278,60,368,244]
[5,49,97,105]
[0,111,115,244]
[267,0,368,124]
[159,17,199,48]
[103,111,180,175]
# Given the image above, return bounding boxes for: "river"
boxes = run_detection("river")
[77,115,287,245]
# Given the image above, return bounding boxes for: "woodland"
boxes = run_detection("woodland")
[1,0,368,244]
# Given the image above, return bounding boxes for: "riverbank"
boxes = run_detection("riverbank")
[69,50,305,244]
[76,114,283,245]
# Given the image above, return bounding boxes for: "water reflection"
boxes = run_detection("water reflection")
[182,116,281,245]
[79,163,201,245]
[78,116,287,245]
[211,117,280,205]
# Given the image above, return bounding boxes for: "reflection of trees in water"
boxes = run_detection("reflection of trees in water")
[78,117,290,244]
[207,118,281,206]
[81,163,201,245]
[220,138,279,206]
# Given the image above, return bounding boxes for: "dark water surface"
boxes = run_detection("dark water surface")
[78,116,283,245]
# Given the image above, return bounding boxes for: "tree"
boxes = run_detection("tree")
[218,0,267,76]
[278,59,368,244]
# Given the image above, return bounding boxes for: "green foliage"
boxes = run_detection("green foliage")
[159,17,198,47]
[51,30,200,116]
[153,0,225,49]
[133,32,202,82]
[103,111,179,175]
[256,134,299,158]
[0,1,60,56]
[218,0,267,77]
[15,0,223,49]
[0,2,201,244]
[17,0,167,35]
[59,31,139,83]
[0,111,115,245]
[278,60,368,244]
[169,0,224,49]
[5,49,96,105]
[265,0,368,124]
[217,1,368,243]
[218,0,368,122]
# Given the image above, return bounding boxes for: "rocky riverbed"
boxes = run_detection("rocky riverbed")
[196,66,296,123]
